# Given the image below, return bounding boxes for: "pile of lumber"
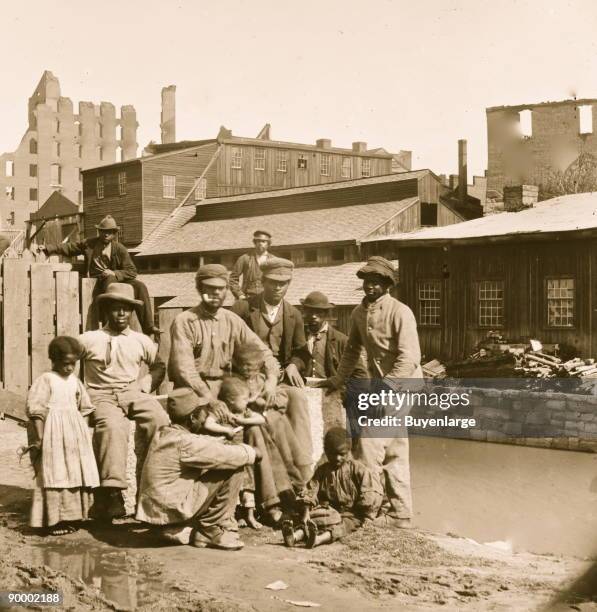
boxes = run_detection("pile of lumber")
[517,353,597,379]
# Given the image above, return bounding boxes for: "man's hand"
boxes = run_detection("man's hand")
[100,269,116,279]
[253,446,263,463]
[208,399,233,422]
[311,378,337,395]
[284,363,304,387]
[262,377,278,408]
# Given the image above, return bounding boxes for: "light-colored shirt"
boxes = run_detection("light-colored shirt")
[79,327,158,390]
[169,304,280,404]
[263,299,282,323]
[330,293,423,387]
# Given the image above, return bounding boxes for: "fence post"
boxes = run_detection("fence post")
[56,270,80,337]
[30,264,56,382]
[157,307,181,395]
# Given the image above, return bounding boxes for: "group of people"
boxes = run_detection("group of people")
[23,222,423,551]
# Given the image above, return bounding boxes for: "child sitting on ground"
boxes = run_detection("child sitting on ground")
[282,427,383,548]
[24,336,100,536]
[202,376,266,529]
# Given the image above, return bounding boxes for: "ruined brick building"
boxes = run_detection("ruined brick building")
[486,98,597,201]
[0,71,138,229]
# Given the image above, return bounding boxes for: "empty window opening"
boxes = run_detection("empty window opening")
[29,188,38,202]
[53,141,61,157]
[117,124,123,140]
[6,186,15,200]
[29,139,37,154]
[50,164,61,186]
[519,109,532,138]
[116,146,123,163]
[77,144,82,158]
[5,160,14,176]
[29,164,37,178]
[579,105,593,134]
[74,120,81,135]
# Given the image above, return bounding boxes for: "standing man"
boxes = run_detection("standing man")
[301,290,367,380]
[40,215,159,337]
[78,283,168,519]
[315,256,423,528]
[231,258,313,465]
[229,230,276,300]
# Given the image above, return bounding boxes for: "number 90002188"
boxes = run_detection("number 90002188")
[0,591,63,606]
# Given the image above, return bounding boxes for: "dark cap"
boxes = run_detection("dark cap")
[167,387,203,419]
[195,263,229,287]
[300,291,335,310]
[356,256,397,284]
[260,257,294,281]
[253,230,272,240]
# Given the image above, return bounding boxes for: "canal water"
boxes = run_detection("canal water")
[411,435,597,557]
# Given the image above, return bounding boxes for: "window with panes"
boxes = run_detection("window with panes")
[478,280,504,327]
[418,281,441,326]
[163,175,176,199]
[255,149,265,171]
[547,278,575,327]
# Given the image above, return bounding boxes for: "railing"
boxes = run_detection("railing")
[0,230,25,259]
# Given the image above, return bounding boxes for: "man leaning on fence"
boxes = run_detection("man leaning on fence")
[39,215,159,337]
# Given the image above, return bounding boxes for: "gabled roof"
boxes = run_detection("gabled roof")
[360,192,597,247]
[30,191,79,221]
[136,197,418,256]
[141,260,375,309]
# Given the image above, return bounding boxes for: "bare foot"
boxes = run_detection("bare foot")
[246,512,263,530]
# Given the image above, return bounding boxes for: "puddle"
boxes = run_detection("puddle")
[28,540,169,610]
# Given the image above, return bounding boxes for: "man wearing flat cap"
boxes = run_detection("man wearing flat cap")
[229,230,276,300]
[231,257,313,469]
[315,256,423,529]
[78,283,168,520]
[137,387,259,551]
[40,215,159,337]
[168,263,280,415]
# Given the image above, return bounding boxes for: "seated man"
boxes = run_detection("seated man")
[136,387,260,551]
[78,283,169,519]
[40,215,159,337]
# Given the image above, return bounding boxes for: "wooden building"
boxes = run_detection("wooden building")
[362,192,597,361]
[83,125,407,248]
[27,191,83,247]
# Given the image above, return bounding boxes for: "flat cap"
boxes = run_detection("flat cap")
[253,230,272,240]
[260,257,294,281]
[167,387,204,419]
[195,263,229,287]
[356,256,397,283]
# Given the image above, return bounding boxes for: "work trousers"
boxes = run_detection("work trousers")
[354,434,413,519]
[190,468,244,531]
[89,385,170,489]
[93,277,155,335]
[279,385,313,474]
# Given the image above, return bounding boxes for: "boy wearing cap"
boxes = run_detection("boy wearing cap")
[315,256,423,528]
[229,230,276,300]
[137,387,259,551]
[78,283,168,520]
[40,215,158,336]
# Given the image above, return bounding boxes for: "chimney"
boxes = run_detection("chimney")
[458,139,467,205]
[503,185,539,211]
[352,141,367,153]
[449,174,459,190]
[160,85,176,144]
[316,138,332,149]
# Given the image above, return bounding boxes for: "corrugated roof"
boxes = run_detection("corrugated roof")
[137,197,418,256]
[360,192,597,246]
[147,260,381,310]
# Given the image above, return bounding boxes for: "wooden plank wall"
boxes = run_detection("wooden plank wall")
[158,307,182,394]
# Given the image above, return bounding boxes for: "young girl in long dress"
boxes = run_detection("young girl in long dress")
[25,336,99,535]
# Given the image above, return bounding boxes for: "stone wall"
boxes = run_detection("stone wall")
[408,386,597,452]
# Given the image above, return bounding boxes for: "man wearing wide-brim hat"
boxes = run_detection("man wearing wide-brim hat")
[229,230,276,300]
[301,290,368,380]
[78,283,168,520]
[40,215,159,337]
[314,256,423,529]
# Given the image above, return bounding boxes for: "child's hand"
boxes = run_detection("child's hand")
[224,427,237,440]
[300,506,310,524]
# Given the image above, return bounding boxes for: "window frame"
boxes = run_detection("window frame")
[254,148,266,171]
[29,188,38,202]
[231,147,242,169]
[50,164,61,187]
[29,164,37,178]
[418,280,442,327]
[545,276,576,329]
[320,154,330,176]
[194,177,207,201]
[162,174,176,199]
[118,171,127,196]
[361,158,371,177]
[276,150,288,173]
[297,154,308,170]
[341,157,352,178]
[476,279,505,328]
[96,176,104,199]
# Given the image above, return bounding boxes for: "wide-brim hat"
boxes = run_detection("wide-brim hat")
[356,256,396,283]
[96,282,143,306]
[95,215,120,231]
[195,263,229,287]
[167,387,204,419]
[300,291,335,310]
[260,257,294,281]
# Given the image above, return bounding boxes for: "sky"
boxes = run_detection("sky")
[1,0,597,178]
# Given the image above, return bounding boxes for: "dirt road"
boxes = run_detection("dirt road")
[0,418,592,611]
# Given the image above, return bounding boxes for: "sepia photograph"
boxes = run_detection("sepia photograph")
[0,1,596,610]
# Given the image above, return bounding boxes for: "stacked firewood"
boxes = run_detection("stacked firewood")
[517,353,597,379]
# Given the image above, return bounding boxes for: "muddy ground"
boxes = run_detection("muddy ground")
[0,418,594,611]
